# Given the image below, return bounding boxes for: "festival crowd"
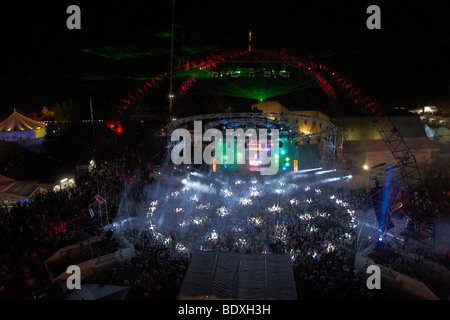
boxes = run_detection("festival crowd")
[0,148,448,300]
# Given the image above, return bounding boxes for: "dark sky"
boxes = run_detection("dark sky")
[1,0,450,118]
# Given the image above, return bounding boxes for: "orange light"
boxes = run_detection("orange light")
[212,158,217,172]
[294,160,298,173]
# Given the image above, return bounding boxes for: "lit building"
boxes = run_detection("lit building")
[251,100,448,181]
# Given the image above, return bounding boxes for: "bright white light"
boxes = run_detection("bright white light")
[196,203,210,210]
[239,198,253,206]
[217,206,230,217]
[247,216,263,226]
[181,179,215,194]
[318,177,341,183]
[249,159,262,166]
[193,217,205,225]
[314,169,335,175]
[190,171,204,177]
[179,220,190,227]
[220,189,233,197]
[249,186,261,197]
[210,230,218,240]
[268,204,283,212]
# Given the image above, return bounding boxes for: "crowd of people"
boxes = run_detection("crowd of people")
[99,229,191,300]
[125,169,382,300]
[0,181,93,299]
[0,145,448,300]
[0,150,159,299]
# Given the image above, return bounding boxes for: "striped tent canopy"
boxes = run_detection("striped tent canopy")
[0,108,45,132]
[0,109,46,141]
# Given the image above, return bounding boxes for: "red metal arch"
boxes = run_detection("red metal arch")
[111,49,383,123]
[111,49,422,193]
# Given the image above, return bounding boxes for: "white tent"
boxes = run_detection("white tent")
[0,108,46,142]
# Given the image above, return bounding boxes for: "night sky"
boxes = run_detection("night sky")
[1,0,450,119]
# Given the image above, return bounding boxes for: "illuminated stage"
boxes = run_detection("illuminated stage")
[166,112,341,174]
[138,112,356,254]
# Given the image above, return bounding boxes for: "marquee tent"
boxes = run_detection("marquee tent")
[0,108,46,142]
[178,250,297,300]
[0,174,46,203]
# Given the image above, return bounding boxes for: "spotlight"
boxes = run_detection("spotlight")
[95,194,106,204]
[318,177,341,184]
[297,167,322,173]
[376,236,384,248]
[314,169,335,175]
